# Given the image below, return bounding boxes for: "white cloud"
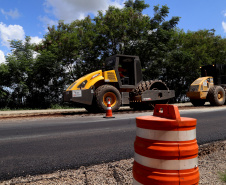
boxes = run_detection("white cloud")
[0,8,21,19]
[0,23,42,61]
[109,0,125,8]
[0,22,25,48]
[39,15,58,27]
[30,36,43,44]
[222,21,226,33]
[43,0,125,23]
[223,10,226,17]
[0,50,6,64]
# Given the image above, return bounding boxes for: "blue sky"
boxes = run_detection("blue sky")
[1,0,226,63]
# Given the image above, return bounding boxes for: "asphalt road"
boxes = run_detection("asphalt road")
[0,107,225,180]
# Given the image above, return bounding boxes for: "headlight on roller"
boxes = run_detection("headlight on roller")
[78,80,87,89]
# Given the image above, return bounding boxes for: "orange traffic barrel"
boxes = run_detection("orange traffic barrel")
[133,104,199,185]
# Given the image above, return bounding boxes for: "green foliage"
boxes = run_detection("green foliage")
[0,36,37,108]
[144,28,226,101]
[219,171,226,182]
[138,5,180,79]
[0,63,10,103]
[0,107,11,111]
[94,4,151,59]
[50,104,76,109]
[124,0,149,12]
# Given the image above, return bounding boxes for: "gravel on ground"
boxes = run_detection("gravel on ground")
[0,140,225,185]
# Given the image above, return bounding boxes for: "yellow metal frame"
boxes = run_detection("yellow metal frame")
[66,70,104,91]
[102,70,118,82]
[66,70,119,91]
[186,76,214,99]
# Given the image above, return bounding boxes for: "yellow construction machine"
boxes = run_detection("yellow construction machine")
[187,64,226,106]
[64,55,175,112]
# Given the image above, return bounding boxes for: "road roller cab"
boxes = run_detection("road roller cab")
[104,55,143,89]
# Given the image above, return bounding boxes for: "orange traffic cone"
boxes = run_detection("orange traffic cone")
[103,99,115,118]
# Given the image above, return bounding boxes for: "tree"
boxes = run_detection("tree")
[33,1,180,105]
[159,29,226,102]
[138,5,180,80]
[124,0,150,13]
[94,5,151,59]
[0,63,11,107]
[0,37,36,108]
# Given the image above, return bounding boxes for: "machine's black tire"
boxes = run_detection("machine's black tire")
[207,86,225,106]
[131,81,151,96]
[95,85,121,112]
[146,80,168,109]
[190,99,206,106]
[130,80,169,110]
[130,80,153,110]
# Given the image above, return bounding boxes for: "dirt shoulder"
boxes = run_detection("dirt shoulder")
[1,140,225,185]
[0,102,220,120]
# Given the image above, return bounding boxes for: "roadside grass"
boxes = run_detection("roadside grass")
[0,107,37,111]
[219,171,226,183]
[0,104,78,111]
[0,107,11,111]
[49,104,77,109]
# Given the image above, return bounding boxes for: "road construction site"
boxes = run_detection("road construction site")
[0,103,225,185]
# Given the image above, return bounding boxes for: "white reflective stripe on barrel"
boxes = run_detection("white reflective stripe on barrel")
[133,178,143,185]
[107,107,111,110]
[135,153,198,170]
[136,127,196,141]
